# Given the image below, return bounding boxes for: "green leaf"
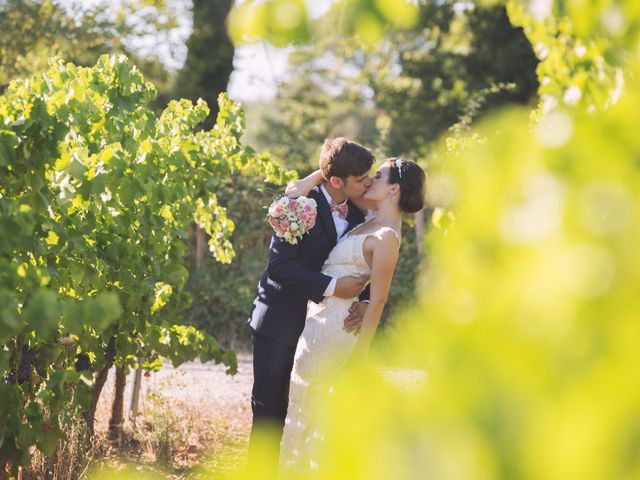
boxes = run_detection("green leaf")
[91,292,123,330]
[16,426,36,450]
[23,289,60,338]
[36,424,64,457]
[0,289,19,340]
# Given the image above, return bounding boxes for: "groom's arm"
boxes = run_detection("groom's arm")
[266,234,332,304]
[358,284,370,302]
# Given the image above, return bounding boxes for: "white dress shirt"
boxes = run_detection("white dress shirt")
[320,184,349,297]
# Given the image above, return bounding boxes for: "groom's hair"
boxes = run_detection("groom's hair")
[319,137,374,181]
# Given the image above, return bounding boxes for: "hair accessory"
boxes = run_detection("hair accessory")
[395,158,404,179]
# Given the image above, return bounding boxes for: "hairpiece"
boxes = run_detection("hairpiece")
[395,158,404,179]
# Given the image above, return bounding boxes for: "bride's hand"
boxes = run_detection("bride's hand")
[285,169,324,198]
[285,178,309,199]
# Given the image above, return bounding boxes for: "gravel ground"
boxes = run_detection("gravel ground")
[96,353,254,428]
[95,353,254,474]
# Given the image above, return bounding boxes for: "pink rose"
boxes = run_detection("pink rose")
[304,204,314,214]
[309,218,316,228]
[299,212,309,222]
[288,200,298,211]
[269,218,278,229]
[280,220,289,230]
[272,204,284,217]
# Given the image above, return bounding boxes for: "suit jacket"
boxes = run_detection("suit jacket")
[248,186,369,346]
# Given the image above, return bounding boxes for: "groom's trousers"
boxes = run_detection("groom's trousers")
[249,332,297,459]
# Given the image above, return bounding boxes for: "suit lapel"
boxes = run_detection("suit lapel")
[313,187,338,243]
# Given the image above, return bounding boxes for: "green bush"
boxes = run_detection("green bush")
[181,175,275,350]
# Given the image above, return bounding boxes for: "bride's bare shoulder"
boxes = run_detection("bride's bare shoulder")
[367,227,401,251]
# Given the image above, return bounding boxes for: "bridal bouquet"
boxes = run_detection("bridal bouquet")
[267,195,317,244]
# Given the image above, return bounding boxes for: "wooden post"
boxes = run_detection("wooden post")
[129,359,143,425]
[195,226,206,270]
[415,209,425,255]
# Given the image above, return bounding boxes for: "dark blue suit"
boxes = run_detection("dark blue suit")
[247,186,368,451]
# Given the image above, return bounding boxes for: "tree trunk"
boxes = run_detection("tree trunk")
[108,366,126,440]
[82,365,109,437]
[82,336,116,436]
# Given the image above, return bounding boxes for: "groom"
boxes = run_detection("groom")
[247,137,375,458]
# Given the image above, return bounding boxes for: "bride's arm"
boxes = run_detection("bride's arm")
[350,231,400,361]
[285,169,323,198]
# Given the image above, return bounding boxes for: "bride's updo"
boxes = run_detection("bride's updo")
[387,158,425,213]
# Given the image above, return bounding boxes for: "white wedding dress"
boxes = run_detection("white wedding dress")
[279,227,400,472]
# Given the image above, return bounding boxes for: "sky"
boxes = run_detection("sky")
[227,43,292,103]
[227,0,334,102]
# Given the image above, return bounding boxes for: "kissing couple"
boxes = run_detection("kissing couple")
[247,137,426,474]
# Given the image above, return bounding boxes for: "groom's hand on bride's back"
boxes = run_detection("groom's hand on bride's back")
[334,275,369,299]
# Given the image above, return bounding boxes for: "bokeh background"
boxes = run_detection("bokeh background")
[1,0,639,478]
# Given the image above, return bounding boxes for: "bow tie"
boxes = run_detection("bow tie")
[330,200,349,219]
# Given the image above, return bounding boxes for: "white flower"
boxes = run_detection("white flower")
[278,196,290,206]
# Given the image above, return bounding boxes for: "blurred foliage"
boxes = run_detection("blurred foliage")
[227,0,420,46]
[327,76,640,479]
[507,0,628,114]
[247,78,380,173]
[0,0,191,111]
[220,0,640,479]
[0,0,119,86]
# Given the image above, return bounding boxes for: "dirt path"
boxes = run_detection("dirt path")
[94,354,426,475]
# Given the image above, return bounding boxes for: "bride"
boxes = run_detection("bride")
[279,158,426,472]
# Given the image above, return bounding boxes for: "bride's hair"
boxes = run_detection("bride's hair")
[386,158,425,213]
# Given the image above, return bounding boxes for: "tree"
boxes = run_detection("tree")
[372,2,539,157]
[0,0,188,111]
[176,0,235,129]
[0,0,118,88]
[248,1,538,163]
[173,0,236,269]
